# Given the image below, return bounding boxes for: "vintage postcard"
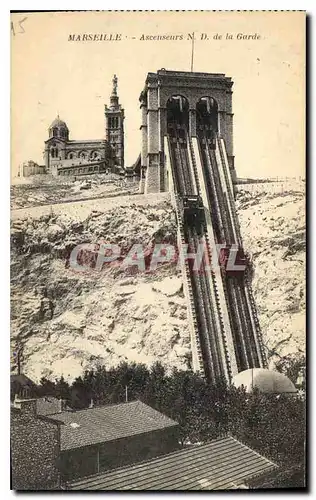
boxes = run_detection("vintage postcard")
[10,10,306,490]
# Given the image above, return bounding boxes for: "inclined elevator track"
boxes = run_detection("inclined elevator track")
[167,121,266,382]
[169,125,229,382]
[198,130,266,371]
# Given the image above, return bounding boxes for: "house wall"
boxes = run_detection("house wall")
[11,403,61,490]
[61,426,179,483]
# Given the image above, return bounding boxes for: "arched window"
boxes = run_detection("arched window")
[91,151,100,160]
[166,95,189,129]
[52,128,58,137]
[79,151,87,160]
[196,97,218,138]
[51,147,58,158]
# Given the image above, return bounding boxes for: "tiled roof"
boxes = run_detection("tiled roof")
[68,437,277,491]
[11,402,63,427]
[46,400,178,451]
[11,374,37,388]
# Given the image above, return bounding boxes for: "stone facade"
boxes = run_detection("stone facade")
[11,398,61,490]
[44,76,125,177]
[21,160,46,177]
[44,117,112,177]
[139,69,236,194]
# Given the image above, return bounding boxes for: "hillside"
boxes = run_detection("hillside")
[10,174,137,209]
[10,180,305,382]
[236,181,305,367]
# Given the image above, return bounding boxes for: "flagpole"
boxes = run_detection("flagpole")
[190,32,195,72]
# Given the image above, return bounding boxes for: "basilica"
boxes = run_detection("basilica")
[43,75,125,177]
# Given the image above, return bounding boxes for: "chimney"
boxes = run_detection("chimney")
[58,398,65,413]
[13,396,37,417]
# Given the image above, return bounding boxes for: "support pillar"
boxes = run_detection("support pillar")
[189,109,197,137]
[159,108,167,192]
[218,110,226,139]
[145,102,160,193]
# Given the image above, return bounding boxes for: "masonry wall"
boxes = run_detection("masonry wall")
[22,164,46,177]
[11,409,61,490]
[61,426,180,483]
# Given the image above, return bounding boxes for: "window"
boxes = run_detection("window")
[109,116,120,129]
[51,147,58,158]
[52,128,58,137]
[91,151,99,160]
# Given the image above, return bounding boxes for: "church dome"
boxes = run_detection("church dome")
[232,368,297,394]
[49,115,69,130]
[48,115,69,140]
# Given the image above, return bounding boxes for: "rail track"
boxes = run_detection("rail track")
[167,120,266,383]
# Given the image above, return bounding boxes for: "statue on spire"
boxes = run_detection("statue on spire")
[112,74,118,96]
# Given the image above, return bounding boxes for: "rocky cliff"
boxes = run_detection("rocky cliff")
[11,180,305,382]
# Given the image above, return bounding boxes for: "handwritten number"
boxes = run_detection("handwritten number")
[18,18,27,34]
[11,17,27,36]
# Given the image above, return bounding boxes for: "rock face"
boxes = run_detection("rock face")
[236,181,305,368]
[11,200,190,382]
[11,180,305,382]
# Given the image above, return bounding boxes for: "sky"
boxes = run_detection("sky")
[11,11,305,178]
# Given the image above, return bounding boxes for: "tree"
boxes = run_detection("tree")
[275,353,306,388]
[38,377,56,397]
[55,376,71,401]
[33,360,305,486]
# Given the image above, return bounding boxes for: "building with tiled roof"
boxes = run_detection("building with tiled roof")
[68,436,278,491]
[39,399,179,482]
[42,399,178,452]
[11,398,62,490]
[11,397,180,486]
[10,374,37,399]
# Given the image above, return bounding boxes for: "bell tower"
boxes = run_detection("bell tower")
[105,75,125,168]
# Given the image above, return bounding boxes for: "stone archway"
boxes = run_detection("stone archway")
[196,97,218,134]
[166,95,189,128]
